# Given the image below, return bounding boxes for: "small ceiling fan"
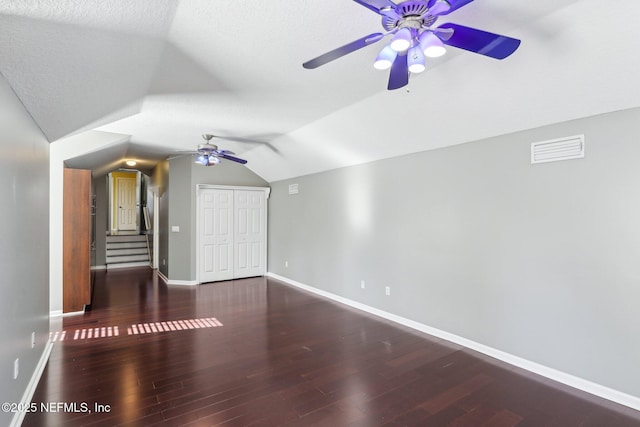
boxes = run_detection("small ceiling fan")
[171,134,248,166]
[303,0,521,90]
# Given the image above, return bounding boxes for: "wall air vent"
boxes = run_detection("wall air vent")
[288,184,299,195]
[531,135,585,164]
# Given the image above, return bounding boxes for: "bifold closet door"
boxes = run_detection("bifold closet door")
[200,189,234,283]
[234,190,266,279]
[199,188,267,283]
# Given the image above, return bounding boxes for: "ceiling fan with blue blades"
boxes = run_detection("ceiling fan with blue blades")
[169,134,248,166]
[303,0,521,90]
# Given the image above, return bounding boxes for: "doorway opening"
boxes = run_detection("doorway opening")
[105,170,155,269]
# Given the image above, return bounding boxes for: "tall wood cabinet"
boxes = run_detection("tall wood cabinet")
[63,168,92,312]
[197,186,269,283]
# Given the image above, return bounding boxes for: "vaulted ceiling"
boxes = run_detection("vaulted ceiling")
[2,0,639,182]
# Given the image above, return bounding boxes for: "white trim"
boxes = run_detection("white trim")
[108,172,114,234]
[196,184,271,199]
[50,309,63,318]
[10,340,53,427]
[157,270,169,284]
[154,270,196,285]
[266,272,640,412]
[91,265,107,271]
[167,279,198,286]
[153,192,159,269]
[62,310,84,317]
[195,186,201,285]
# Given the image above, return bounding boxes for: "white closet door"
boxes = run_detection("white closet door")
[234,190,266,278]
[199,189,234,283]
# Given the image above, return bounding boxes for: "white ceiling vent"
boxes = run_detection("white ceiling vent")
[531,135,585,164]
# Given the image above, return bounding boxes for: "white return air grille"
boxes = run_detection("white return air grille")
[531,135,585,164]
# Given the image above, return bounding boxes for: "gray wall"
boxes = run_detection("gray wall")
[0,74,50,425]
[268,107,640,399]
[167,155,269,281]
[167,156,192,280]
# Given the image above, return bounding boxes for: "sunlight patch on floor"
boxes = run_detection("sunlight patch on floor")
[49,317,223,342]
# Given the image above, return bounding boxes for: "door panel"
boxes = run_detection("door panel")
[234,190,266,278]
[199,190,234,282]
[116,177,137,231]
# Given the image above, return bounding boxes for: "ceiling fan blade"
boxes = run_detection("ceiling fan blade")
[437,23,521,59]
[211,134,281,154]
[216,149,236,155]
[352,0,396,15]
[167,153,191,161]
[303,33,385,69]
[430,27,454,41]
[218,153,248,164]
[215,136,259,144]
[433,0,474,15]
[387,53,409,90]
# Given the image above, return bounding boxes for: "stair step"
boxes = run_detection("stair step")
[106,248,148,256]
[106,235,147,243]
[106,254,150,264]
[107,261,150,270]
[105,234,150,267]
[107,242,147,250]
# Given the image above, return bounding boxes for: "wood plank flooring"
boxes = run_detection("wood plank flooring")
[25,268,640,426]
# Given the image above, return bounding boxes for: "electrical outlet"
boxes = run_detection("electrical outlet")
[285,261,288,268]
[385,286,391,296]
[14,358,19,380]
[31,332,35,349]
[162,258,166,266]
[360,280,366,289]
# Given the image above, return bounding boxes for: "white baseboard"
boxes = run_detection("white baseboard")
[10,340,53,427]
[90,265,107,271]
[266,272,640,412]
[167,279,198,286]
[157,270,168,283]
[156,270,198,286]
[50,309,85,317]
[62,310,85,317]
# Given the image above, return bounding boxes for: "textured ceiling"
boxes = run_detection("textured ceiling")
[1,0,639,181]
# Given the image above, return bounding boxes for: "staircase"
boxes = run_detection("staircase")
[106,234,150,269]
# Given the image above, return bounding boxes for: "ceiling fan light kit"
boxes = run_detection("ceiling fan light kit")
[390,27,413,52]
[419,31,447,58]
[303,0,521,90]
[373,45,397,70]
[195,154,221,166]
[407,45,426,73]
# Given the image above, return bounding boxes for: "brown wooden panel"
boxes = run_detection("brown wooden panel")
[63,168,92,313]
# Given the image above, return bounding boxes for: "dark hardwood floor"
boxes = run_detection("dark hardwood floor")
[25,268,640,426]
